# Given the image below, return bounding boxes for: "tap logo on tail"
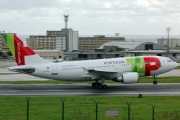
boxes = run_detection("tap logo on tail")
[2,34,36,66]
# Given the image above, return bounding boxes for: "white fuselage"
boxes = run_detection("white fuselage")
[29,56,177,81]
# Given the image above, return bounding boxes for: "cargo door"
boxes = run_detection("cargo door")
[51,65,58,75]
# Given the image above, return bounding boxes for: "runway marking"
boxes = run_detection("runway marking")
[0,83,180,96]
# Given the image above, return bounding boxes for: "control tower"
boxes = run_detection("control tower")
[64,13,69,51]
[64,15,69,29]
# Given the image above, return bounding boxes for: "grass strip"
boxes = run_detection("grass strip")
[0,96,180,120]
[176,66,180,69]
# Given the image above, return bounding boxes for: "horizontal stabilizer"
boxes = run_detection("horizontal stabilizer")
[8,66,35,73]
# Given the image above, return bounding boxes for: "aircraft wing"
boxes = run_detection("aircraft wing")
[86,69,118,73]
[81,67,119,79]
[8,66,35,73]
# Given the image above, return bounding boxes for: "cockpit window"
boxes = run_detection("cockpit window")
[167,60,172,62]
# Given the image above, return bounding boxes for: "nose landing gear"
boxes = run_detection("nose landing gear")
[153,75,157,85]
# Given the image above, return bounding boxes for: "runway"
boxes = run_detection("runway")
[0,83,180,96]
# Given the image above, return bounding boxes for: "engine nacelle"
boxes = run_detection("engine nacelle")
[113,73,139,84]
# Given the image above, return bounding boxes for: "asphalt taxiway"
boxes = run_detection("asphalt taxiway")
[0,83,180,96]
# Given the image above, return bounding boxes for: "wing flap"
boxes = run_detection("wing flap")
[89,69,118,73]
[82,67,118,73]
[81,67,119,80]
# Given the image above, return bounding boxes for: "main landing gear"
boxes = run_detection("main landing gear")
[153,75,157,85]
[92,78,108,89]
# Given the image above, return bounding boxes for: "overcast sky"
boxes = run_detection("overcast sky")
[0,0,180,36]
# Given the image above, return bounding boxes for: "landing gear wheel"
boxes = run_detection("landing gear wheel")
[102,84,107,89]
[153,81,157,85]
[153,75,157,85]
[92,79,108,89]
[97,84,108,89]
[92,82,96,88]
[97,84,102,89]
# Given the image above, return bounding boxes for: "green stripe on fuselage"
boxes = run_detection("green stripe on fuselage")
[126,57,145,73]
[2,34,15,59]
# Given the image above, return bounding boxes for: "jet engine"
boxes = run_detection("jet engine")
[113,73,139,84]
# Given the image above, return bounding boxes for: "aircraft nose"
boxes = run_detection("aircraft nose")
[173,62,178,68]
[175,62,178,67]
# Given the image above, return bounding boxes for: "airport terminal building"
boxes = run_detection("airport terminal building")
[1,32,180,60]
[27,28,78,52]
[78,35,125,52]
[34,50,64,59]
[96,41,180,60]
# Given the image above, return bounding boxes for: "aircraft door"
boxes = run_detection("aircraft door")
[51,65,58,75]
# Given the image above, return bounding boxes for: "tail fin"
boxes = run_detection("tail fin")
[2,34,48,66]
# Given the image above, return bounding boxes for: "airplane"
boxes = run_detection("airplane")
[1,34,178,89]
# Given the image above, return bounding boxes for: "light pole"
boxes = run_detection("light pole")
[166,27,171,57]
[64,14,69,51]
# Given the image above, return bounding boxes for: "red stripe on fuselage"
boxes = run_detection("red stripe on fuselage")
[144,57,161,76]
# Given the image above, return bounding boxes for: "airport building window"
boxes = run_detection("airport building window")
[145,44,153,50]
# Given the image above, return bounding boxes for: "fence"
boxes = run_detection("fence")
[0,96,180,120]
